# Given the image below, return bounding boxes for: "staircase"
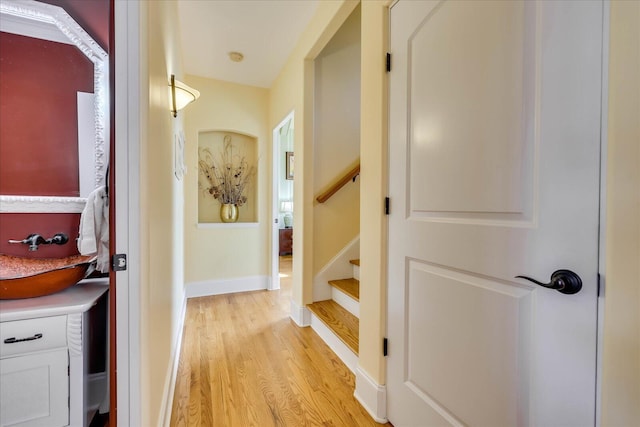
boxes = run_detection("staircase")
[307,259,360,370]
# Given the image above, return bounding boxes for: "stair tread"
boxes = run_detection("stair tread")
[349,259,360,266]
[327,278,359,301]
[307,300,359,354]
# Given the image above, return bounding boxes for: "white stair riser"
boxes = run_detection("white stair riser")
[331,287,359,318]
[353,264,360,281]
[309,313,358,373]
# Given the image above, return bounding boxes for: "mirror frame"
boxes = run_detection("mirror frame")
[0,0,108,213]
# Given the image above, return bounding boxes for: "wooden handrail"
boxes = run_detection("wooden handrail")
[316,163,360,203]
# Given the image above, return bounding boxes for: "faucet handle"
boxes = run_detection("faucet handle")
[46,233,69,245]
[7,234,45,251]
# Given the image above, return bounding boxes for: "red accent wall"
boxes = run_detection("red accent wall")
[0,33,93,196]
[0,213,81,258]
[39,0,111,52]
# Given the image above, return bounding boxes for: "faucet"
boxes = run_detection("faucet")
[8,233,69,251]
[23,234,46,251]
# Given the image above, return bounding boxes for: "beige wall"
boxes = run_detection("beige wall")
[184,75,270,283]
[601,1,640,425]
[313,5,361,274]
[359,0,389,385]
[139,1,185,425]
[269,0,359,305]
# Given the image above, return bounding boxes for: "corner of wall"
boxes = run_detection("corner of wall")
[290,298,312,327]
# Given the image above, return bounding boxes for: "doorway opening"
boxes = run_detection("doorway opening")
[272,112,295,291]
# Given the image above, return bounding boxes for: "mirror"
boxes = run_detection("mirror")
[0,0,108,213]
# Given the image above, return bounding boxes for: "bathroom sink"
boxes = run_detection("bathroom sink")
[0,254,97,299]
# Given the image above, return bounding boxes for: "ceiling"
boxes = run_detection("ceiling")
[177,0,319,89]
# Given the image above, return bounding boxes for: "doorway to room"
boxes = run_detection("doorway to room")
[272,112,295,291]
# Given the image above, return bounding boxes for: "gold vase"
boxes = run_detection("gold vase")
[220,203,239,223]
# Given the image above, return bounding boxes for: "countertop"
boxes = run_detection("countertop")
[0,278,109,322]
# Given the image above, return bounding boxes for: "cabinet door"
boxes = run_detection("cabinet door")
[0,349,69,427]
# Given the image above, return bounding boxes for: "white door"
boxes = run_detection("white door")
[387,1,604,426]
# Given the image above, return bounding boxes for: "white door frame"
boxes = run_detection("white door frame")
[114,0,142,425]
[271,111,295,291]
[595,2,611,425]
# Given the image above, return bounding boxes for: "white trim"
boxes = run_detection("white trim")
[331,287,360,317]
[160,296,187,427]
[114,0,143,426]
[354,367,388,424]
[289,298,311,327]
[595,2,611,426]
[313,235,360,302]
[0,8,74,45]
[309,311,358,373]
[267,276,280,291]
[185,276,269,299]
[0,196,87,213]
[272,111,295,294]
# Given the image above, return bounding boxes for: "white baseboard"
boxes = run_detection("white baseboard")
[160,295,187,427]
[185,275,269,298]
[267,275,279,291]
[313,236,360,302]
[290,298,311,326]
[309,312,358,373]
[354,367,388,424]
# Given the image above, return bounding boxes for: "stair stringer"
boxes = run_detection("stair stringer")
[313,235,360,302]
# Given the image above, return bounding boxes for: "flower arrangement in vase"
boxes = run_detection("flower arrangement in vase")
[198,134,256,222]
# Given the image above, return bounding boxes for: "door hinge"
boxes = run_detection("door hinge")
[112,253,127,271]
[597,273,602,297]
[386,53,391,72]
[383,338,388,356]
[385,197,390,215]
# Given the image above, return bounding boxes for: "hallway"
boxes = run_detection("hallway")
[170,257,390,426]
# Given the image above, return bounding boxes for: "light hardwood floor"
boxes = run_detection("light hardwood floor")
[170,256,391,426]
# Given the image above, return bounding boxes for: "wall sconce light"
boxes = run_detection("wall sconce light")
[169,74,200,117]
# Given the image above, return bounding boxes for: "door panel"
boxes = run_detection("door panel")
[0,349,69,427]
[408,0,534,218]
[405,261,533,426]
[388,1,603,426]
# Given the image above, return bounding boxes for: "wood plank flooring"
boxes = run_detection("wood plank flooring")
[170,256,391,426]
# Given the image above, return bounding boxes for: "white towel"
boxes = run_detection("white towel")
[78,185,109,273]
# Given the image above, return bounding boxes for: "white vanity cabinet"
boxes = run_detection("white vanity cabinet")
[0,280,108,427]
